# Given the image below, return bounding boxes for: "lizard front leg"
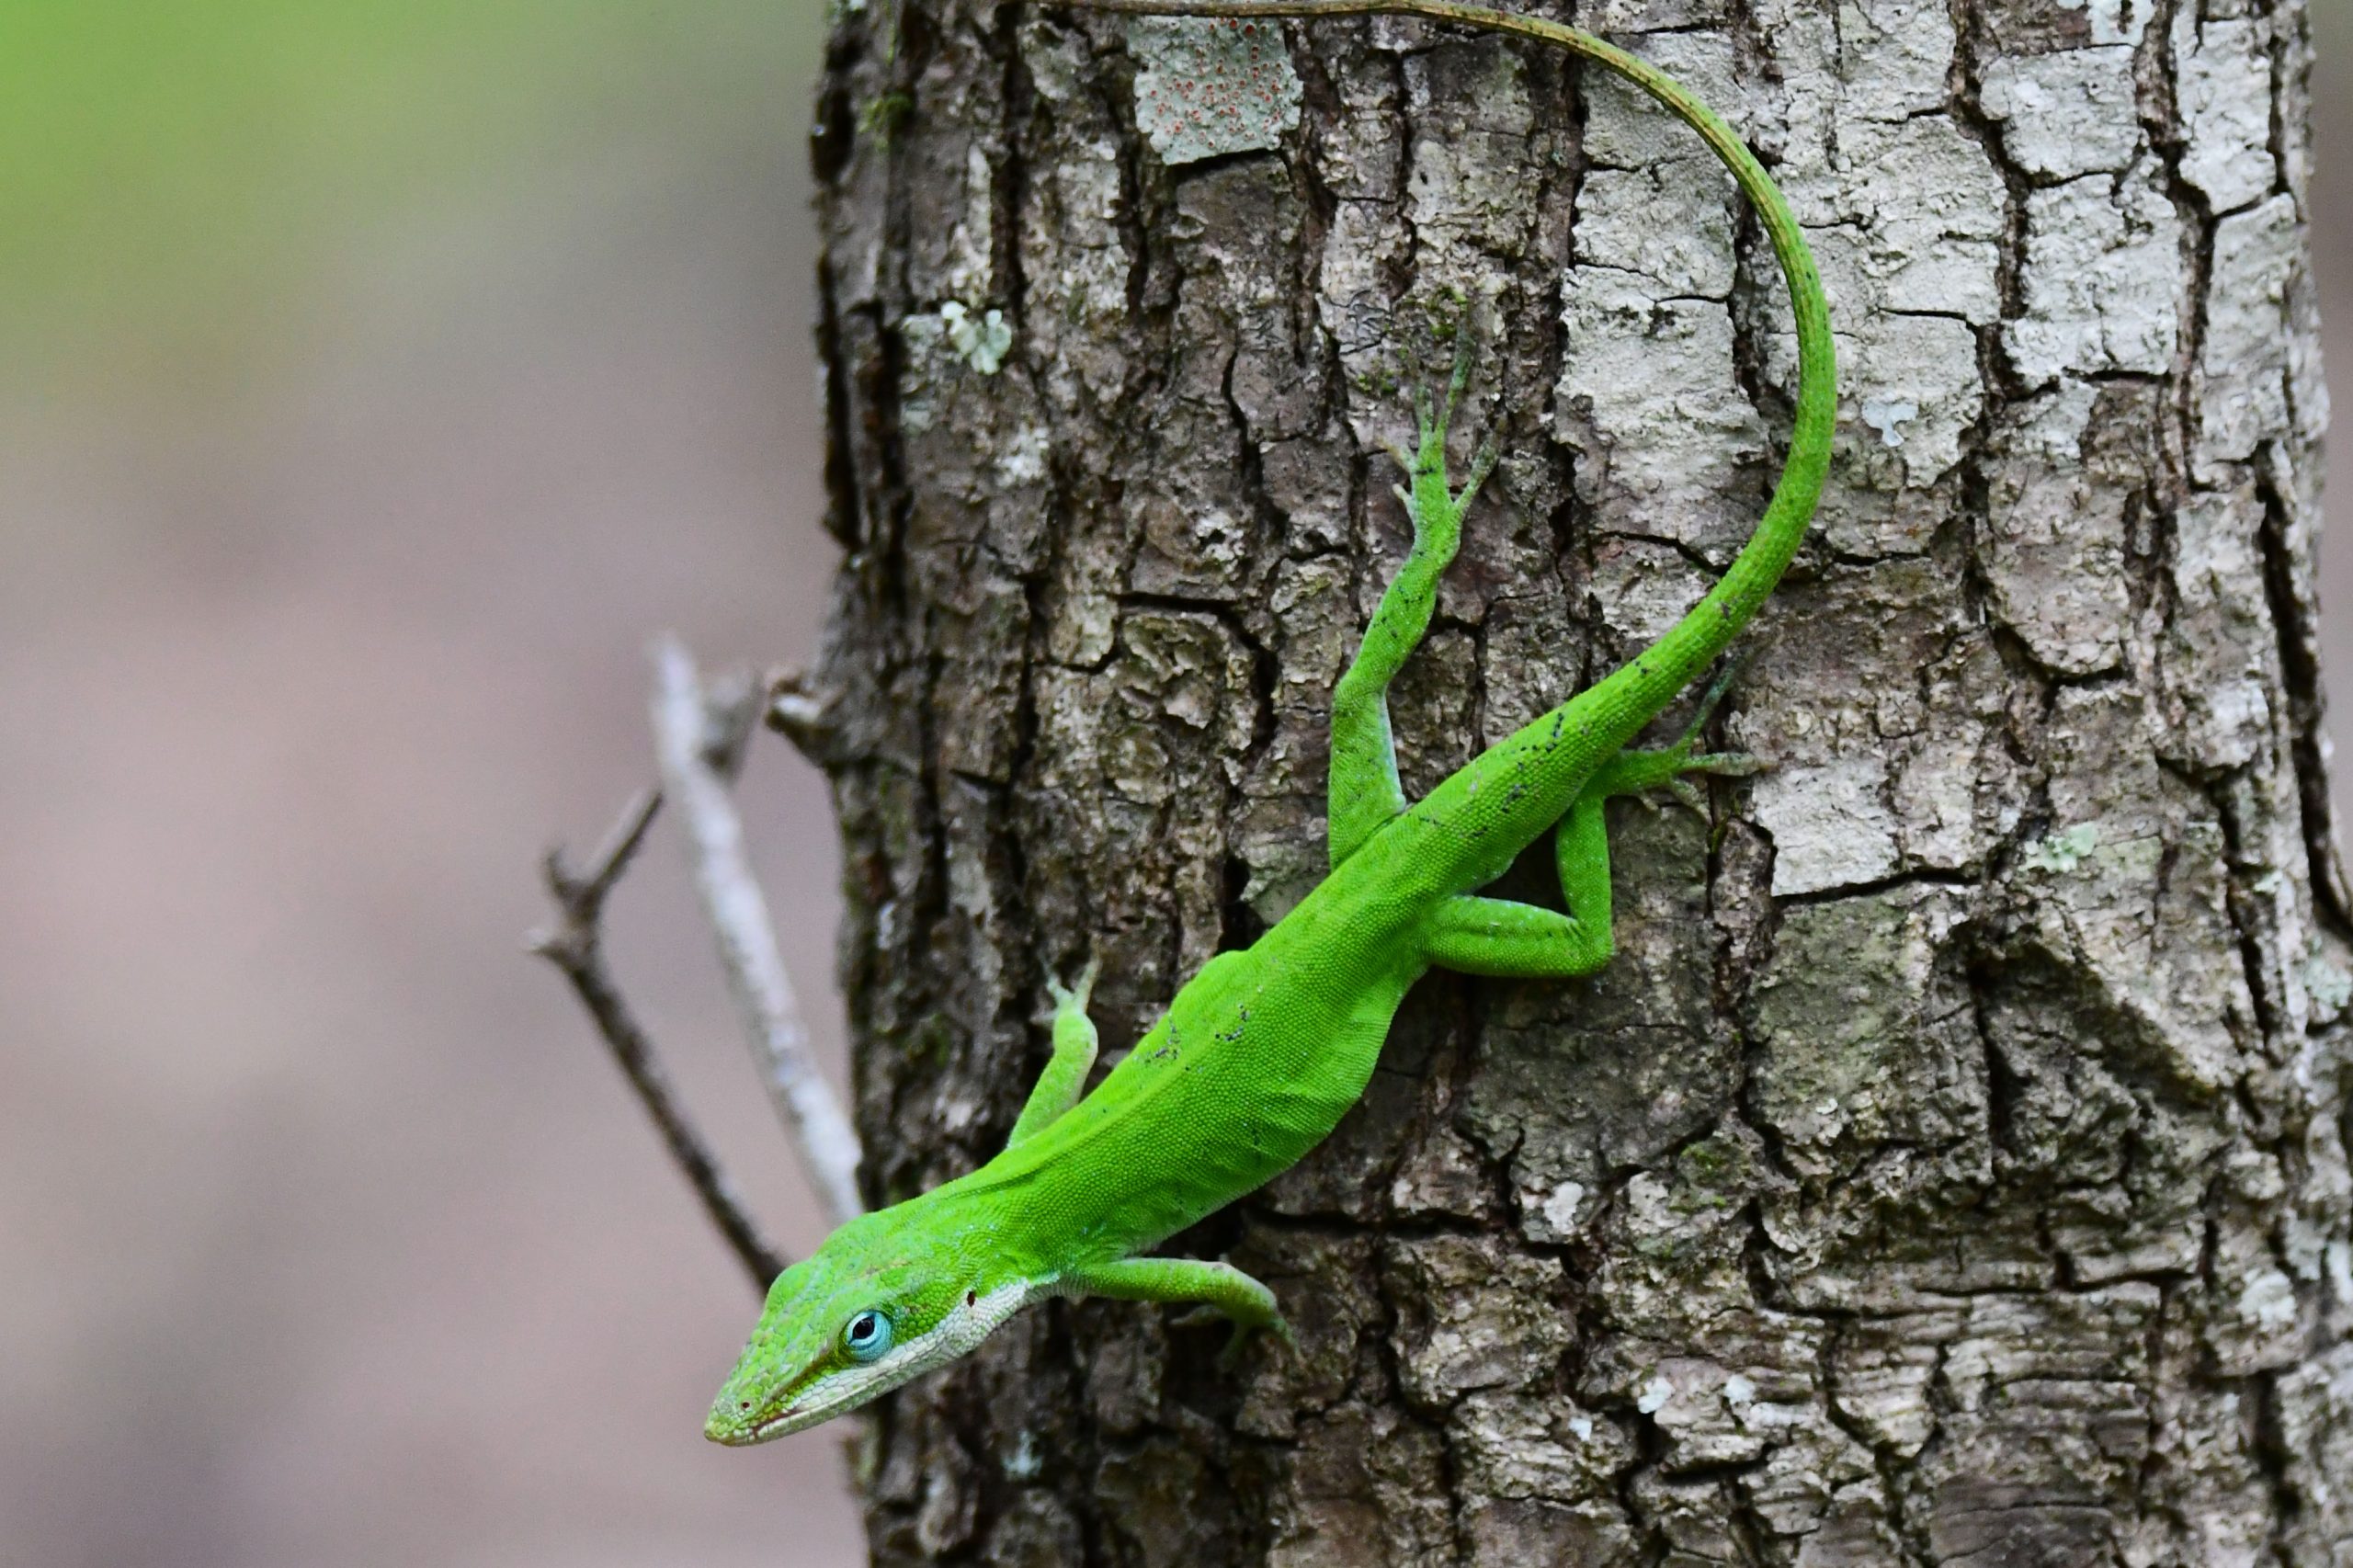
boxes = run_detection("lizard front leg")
[1061,1256,1292,1357]
[1006,959,1101,1147]
[1326,343,1497,868]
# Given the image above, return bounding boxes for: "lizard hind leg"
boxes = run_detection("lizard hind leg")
[1326,335,1501,869]
[1424,667,1756,981]
[1423,793,1616,979]
[1583,658,1761,814]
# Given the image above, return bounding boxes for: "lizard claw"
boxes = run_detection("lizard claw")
[1674,654,1751,749]
[1660,751,1762,815]
[1210,1313,1294,1369]
[1456,437,1501,516]
[1169,1290,1292,1364]
[1046,955,1100,1014]
[1439,328,1475,433]
[1396,323,1494,493]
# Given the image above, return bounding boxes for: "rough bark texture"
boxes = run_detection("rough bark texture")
[800,0,2353,1562]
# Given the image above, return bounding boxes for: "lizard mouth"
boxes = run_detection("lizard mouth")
[750,1404,815,1441]
[707,1394,809,1446]
[708,1280,1042,1445]
[706,1366,824,1446]
[710,1351,890,1445]
[717,1380,866,1444]
[712,1335,947,1444]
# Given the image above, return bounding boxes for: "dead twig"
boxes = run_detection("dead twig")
[652,637,866,1228]
[530,789,787,1291]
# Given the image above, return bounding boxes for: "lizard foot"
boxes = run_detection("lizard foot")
[1170,1293,1293,1367]
[1387,332,1498,549]
[1172,1309,1293,1369]
[1591,659,1768,812]
[1045,955,1099,1016]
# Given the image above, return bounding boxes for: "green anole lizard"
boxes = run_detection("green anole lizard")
[707,0,1834,1445]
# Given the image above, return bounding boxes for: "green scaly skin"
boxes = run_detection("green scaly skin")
[707,0,1835,1446]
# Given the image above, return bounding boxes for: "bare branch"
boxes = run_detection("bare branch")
[651,636,867,1228]
[530,790,786,1292]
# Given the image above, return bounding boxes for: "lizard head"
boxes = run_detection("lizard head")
[703,1201,1036,1444]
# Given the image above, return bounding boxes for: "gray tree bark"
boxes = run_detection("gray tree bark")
[797,0,2353,1561]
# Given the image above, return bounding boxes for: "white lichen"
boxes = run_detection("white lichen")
[1860,397,1920,448]
[2022,822,2102,874]
[941,301,1015,376]
[2303,949,2353,1018]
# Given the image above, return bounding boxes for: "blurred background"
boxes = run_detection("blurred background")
[1,6,2348,1567]
[1,3,858,1564]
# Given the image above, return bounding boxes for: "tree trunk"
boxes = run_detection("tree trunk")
[801,0,2353,1562]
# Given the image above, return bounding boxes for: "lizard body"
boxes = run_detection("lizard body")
[708,0,1835,1445]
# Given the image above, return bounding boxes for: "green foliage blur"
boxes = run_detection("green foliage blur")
[0,1,817,400]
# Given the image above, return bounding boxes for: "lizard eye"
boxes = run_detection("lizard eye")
[842,1309,893,1362]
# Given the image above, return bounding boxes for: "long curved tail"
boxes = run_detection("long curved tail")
[1069,0,1836,884]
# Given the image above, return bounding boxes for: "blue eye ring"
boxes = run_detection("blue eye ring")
[843,1309,893,1362]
